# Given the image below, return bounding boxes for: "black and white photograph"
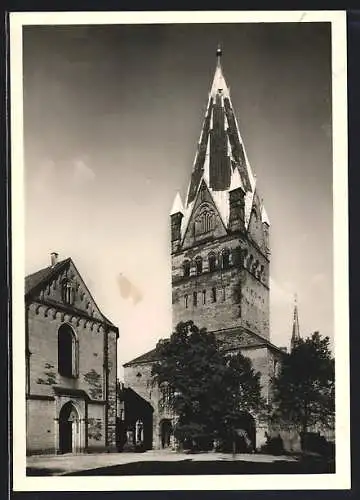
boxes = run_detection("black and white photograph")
[10,10,350,491]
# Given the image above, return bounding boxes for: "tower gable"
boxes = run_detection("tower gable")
[182,180,227,250]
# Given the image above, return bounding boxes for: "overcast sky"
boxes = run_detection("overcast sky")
[23,22,333,376]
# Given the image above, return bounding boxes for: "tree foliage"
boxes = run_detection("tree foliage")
[272,332,335,433]
[151,321,265,449]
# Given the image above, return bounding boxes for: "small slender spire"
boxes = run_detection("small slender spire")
[170,192,184,215]
[291,293,301,351]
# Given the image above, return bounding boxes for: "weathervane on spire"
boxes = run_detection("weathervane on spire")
[216,44,222,66]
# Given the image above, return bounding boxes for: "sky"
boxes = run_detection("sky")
[23,22,333,377]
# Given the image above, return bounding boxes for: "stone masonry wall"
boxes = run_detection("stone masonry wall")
[124,362,174,450]
[26,301,117,454]
[26,398,56,454]
[87,403,106,451]
[172,233,269,338]
[27,304,106,399]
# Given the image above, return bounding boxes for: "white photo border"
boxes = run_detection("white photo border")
[10,10,350,492]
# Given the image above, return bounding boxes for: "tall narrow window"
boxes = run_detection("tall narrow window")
[58,324,79,378]
[184,294,188,309]
[202,290,206,305]
[193,291,198,307]
[212,287,217,303]
[195,256,203,275]
[221,248,231,269]
[222,286,226,302]
[208,253,216,272]
[62,279,75,305]
[183,260,191,277]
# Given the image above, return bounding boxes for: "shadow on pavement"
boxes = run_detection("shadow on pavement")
[27,468,66,476]
[63,457,335,476]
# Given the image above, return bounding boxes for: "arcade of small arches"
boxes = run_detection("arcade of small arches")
[184,286,225,309]
[28,301,106,333]
[182,248,266,281]
[194,205,216,235]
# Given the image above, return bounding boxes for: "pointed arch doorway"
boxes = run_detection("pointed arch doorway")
[59,401,81,454]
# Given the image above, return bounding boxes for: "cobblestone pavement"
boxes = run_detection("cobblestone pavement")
[27,450,298,476]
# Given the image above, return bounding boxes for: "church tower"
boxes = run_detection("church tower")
[170,47,271,341]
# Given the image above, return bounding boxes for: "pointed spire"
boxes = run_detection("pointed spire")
[184,47,259,233]
[170,192,184,215]
[291,293,301,351]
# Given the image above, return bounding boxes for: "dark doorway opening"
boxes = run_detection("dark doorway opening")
[160,419,173,449]
[59,402,79,454]
[118,387,154,451]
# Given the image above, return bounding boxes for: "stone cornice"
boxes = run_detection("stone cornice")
[26,297,118,334]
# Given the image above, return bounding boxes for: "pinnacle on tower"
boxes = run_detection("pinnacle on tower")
[291,293,301,351]
[170,192,184,215]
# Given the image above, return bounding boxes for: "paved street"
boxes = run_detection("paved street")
[26,450,334,476]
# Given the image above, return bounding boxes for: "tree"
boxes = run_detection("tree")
[272,332,335,435]
[151,320,265,450]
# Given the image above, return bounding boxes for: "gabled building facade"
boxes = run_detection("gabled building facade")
[25,253,119,455]
[123,49,285,451]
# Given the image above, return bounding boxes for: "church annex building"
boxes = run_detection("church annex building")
[122,48,289,452]
[25,253,119,455]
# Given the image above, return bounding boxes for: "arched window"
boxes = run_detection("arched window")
[212,287,217,303]
[195,256,203,275]
[221,248,231,269]
[62,279,75,305]
[194,206,215,235]
[58,324,79,378]
[248,254,254,271]
[252,259,259,274]
[202,290,206,305]
[208,253,216,272]
[183,260,191,277]
[193,291,198,307]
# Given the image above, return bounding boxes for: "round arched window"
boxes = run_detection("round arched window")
[208,253,216,272]
[195,256,203,275]
[183,260,191,277]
